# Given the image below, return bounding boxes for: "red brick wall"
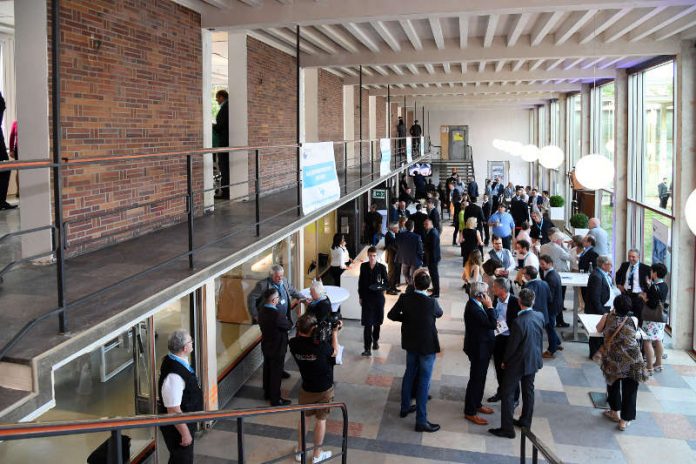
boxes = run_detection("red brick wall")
[353,87,369,141]
[375,96,386,139]
[389,102,399,139]
[247,36,298,194]
[317,69,344,168]
[53,0,203,254]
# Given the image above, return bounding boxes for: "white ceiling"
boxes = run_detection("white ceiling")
[194,0,696,108]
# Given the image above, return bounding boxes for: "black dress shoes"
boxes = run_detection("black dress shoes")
[361,350,371,357]
[0,202,17,210]
[488,428,515,439]
[556,322,570,328]
[415,421,440,433]
[512,419,529,428]
[399,405,417,418]
[270,398,291,406]
[487,394,501,403]
[282,371,291,379]
[372,342,379,350]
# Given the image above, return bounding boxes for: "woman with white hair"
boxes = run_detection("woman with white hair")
[306,280,332,324]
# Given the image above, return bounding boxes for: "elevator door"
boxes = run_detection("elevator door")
[447,126,468,160]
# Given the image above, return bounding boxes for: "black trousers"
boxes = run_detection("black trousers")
[483,222,490,245]
[387,260,400,290]
[464,348,492,416]
[329,266,344,286]
[492,336,520,401]
[501,235,512,250]
[0,138,9,205]
[427,262,440,295]
[363,324,381,351]
[607,377,638,421]
[659,196,669,209]
[216,152,229,199]
[262,354,284,403]
[501,371,535,433]
[556,286,568,325]
[160,424,195,464]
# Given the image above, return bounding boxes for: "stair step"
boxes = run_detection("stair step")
[0,361,33,391]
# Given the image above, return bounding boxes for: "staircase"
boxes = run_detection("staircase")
[431,145,476,183]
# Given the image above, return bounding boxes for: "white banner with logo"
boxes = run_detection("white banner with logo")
[379,138,392,176]
[406,136,413,162]
[300,142,341,215]
[420,136,425,157]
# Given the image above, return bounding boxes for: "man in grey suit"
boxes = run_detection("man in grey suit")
[489,288,544,439]
[247,264,306,325]
[587,218,609,256]
[540,231,572,327]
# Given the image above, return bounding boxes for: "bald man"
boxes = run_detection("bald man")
[587,218,608,256]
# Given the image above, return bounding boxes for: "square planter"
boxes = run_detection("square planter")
[549,207,564,221]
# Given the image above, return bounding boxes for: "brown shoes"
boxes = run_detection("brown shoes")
[542,351,555,359]
[465,415,489,426]
[477,406,495,415]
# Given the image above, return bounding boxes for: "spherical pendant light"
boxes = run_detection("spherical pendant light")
[539,145,565,169]
[506,141,523,157]
[685,190,696,236]
[520,144,540,162]
[574,154,614,190]
[492,139,505,151]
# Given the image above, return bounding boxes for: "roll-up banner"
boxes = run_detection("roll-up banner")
[300,142,341,215]
[379,138,392,177]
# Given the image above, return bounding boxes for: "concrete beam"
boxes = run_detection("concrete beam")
[366,83,581,97]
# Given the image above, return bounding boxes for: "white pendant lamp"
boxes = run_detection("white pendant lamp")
[539,145,565,169]
[574,154,614,190]
[685,190,696,236]
[520,144,540,162]
[492,139,505,151]
[507,141,523,157]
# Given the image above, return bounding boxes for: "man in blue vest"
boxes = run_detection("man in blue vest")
[158,329,204,463]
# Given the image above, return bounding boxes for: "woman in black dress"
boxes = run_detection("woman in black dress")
[358,246,388,357]
[460,216,484,266]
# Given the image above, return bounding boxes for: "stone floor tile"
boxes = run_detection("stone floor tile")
[652,412,696,440]
[616,435,696,463]
[553,444,627,464]
[421,429,486,453]
[649,385,696,402]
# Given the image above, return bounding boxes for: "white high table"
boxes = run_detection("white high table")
[577,314,647,339]
[558,271,589,341]
[300,286,350,313]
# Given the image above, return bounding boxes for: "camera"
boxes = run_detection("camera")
[314,312,342,344]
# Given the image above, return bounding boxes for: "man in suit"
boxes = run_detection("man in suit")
[578,235,599,273]
[489,235,516,278]
[411,203,429,240]
[481,194,492,246]
[615,249,651,326]
[258,288,292,406]
[527,189,543,214]
[510,188,530,230]
[395,220,424,286]
[585,255,616,357]
[539,255,564,358]
[423,219,441,298]
[587,217,609,256]
[467,176,479,202]
[529,211,552,246]
[388,271,443,433]
[464,196,486,237]
[488,278,522,403]
[212,90,229,199]
[248,265,305,326]
[463,282,498,426]
[397,200,410,218]
[364,204,383,246]
[384,222,400,295]
[522,266,551,333]
[658,177,671,209]
[388,198,399,223]
[489,288,545,439]
[426,198,441,233]
[540,232,572,327]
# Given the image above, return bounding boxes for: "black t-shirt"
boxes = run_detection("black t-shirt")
[289,335,335,393]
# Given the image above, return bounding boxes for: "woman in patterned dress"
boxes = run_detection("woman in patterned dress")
[641,263,669,374]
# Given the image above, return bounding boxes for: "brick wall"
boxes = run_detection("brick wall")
[52,0,203,255]
[353,87,369,141]
[247,36,298,194]
[375,96,386,139]
[317,69,344,168]
[389,102,399,139]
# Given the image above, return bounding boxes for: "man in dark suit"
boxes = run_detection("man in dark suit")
[539,255,563,358]
[529,211,552,245]
[395,220,424,286]
[489,288,545,439]
[615,249,651,326]
[578,235,599,273]
[411,203,429,240]
[388,198,399,223]
[388,271,443,433]
[522,266,551,328]
[413,171,427,200]
[464,196,486,237]
[396,200,410,218]
[488,278,522,403]
[423,219,441,298]
[258,288,292,406]
[467,176,479,202]
[585,255,615,357]
[463,282,498,426]
[213,89,229,199]
[481,194,492,246]
[510,188,529,230]
[426,198,441,233]
[384,222,400,295]
[364,204,383,246]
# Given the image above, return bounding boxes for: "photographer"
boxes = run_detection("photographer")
[305,280,341,355]
[290,313,339,463]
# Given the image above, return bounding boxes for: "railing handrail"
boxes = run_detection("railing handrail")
[0,402,348,441]
[520,426,563,464]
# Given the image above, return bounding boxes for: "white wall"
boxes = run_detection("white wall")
[428,107,530,186]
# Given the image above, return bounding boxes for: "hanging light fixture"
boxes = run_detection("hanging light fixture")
[506,141,523,157]
[520,144,540,162]
[539,145,565,169]
[492,139,505,151]
[686,190,696,235]
[574,154,614,190]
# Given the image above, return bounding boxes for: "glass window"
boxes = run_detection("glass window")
[598,189,615,262]
[590,82,615,190]
[567,94,582,167]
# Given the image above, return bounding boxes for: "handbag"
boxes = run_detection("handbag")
[592,316,628,366]
[642,300,668,323]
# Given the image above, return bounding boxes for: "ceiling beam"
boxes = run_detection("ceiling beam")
[302,35,678,68]
[406,64,419,74]
[554,9,597,44]
[531,12,564,46]
[656,14,696,40]
[344,22,380,52]
[267,27,320,54]
[629,4,696,41]
[484,14,499,48]
[424,63,436,74]
[429,17,445,50]
[237,0,262,6]
[368,83,580,97]
[495,60,506,72]
[371,21,401,52]
[201,0,233,8]
[578,8,631,43]
[507,13,531,47]
[443,62,452,73]
[342,68,615,85]
[459,15,469,48]
[301,26,338,54]
[400,19,423,50]
[316,24,360,53]
[388,64,404,75]
[603,6,666,42]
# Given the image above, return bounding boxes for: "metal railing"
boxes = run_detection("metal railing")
[520,427,563,464]
[0,136,427,361]
[0,402,349,464]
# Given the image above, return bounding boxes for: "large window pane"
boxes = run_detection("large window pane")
[599,190,614,262]
[599,83,615,162]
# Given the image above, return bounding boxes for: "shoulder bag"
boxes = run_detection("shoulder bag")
[642,283,669,323]
[592,316,628,366]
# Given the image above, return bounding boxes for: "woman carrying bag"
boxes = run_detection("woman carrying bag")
[641,263,669,374]
[595,295,649,431]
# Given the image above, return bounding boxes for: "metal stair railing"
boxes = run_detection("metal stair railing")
[0,402,349,464]
[520,426,563,464]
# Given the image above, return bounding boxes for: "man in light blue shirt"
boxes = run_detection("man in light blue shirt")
[488,204,515,250]
[587,217,609,256]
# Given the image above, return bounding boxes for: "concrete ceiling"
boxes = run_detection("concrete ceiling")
[189,0,696,108]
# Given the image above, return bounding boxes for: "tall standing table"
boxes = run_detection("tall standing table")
[558,271,589,341]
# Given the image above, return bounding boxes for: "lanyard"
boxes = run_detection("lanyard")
[168,353,194,374]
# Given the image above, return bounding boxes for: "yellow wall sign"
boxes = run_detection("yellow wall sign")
[453,133,464,142]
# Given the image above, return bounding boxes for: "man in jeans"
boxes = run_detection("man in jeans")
[289,313,341,463]
[388,271,443,432]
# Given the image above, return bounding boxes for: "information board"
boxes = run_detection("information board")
[379,138,392,176]
[300,142,341,214]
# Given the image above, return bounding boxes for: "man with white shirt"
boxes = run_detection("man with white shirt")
[489,235,516,278]
[587,217,609,256]
[615,249,651,326]
[514,240,539,285]
[158,329,204,464]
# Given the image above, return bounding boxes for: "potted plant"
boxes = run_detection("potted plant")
[549,195,565,220]
[569,212,589,237]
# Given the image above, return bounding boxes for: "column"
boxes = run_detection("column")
[228,32,249,200]
[201,29,214,211]
[672,40,696,350]
[557,95,567,197]
[613,70,628,262]
[301,68,319,143]
[200,279,219,411]
[580,84,591,157]
[368,95,377,141]
[17,0,52,257]
[343,85,355,161]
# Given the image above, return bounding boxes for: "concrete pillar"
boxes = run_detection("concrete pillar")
[301,68,318,143]
[580,84,591,157]
[557,95,567,197]
[672,40,696,350]
[343,85,355,160]
[368,95,377,141]
[202,30,214,211]
[228,32,249,200]
[17,0,52,258]
[613,70,629,263]
[201,279,218,411]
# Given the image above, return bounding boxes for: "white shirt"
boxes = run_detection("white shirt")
[626,263,642,294]
[330,246,350,268]
[161,354,189,408]
[523,252,540,270]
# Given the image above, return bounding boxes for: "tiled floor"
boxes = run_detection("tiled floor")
[196,223,696,464]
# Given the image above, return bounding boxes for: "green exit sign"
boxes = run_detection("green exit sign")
[372,189,386,199]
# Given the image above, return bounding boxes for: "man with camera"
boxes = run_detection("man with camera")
[289,313,340,463]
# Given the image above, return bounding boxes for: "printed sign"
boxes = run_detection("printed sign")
[406,137,413,162]
[420,136,425,157]
[379,138,392,176]
[300,142,341,215]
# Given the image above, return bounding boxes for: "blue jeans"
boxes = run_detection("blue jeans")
[401,352,436,425]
